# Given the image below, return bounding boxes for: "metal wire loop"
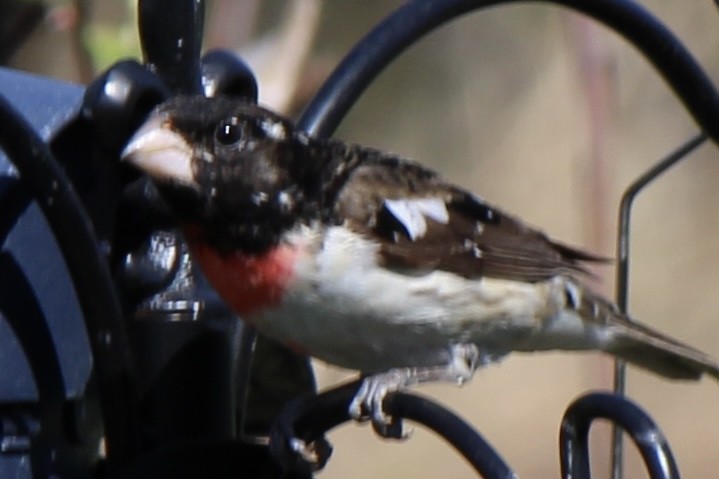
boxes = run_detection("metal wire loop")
[561,392,681,479]
[268,379,516,478]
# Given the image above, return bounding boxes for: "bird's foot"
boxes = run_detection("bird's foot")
[349,368,411,438]
[269,395,334,474]
[287,437,333,471]
[349,344,480,438]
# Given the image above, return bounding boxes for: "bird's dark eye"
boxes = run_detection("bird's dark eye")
[215,118,245,145]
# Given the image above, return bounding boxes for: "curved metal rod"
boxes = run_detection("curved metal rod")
[0,178,30,243]
[385,392,517,478]
[0,254,66,477]
[560,392,680,479]
[269,380,515,478]
[615,132,708,319]
[611,132,707,478]
[0,94,137,464]
[299,0,719,142]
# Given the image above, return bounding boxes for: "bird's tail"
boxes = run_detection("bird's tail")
[604,316,719,381]
[579,289,719,382]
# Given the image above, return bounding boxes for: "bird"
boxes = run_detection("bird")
[122,94,719,434]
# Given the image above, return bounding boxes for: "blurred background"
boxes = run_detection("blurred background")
[5,0,719,477]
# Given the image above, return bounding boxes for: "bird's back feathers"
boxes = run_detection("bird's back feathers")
[333,154,605,282]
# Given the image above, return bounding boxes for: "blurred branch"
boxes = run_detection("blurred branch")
[564,15,617,282]
[45,1,94,82]
[236,0,325,114]
[71,0,95,82]
[205,0,260,50]
[0,0,45,64]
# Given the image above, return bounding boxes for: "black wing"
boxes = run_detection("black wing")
[333,153,606,282]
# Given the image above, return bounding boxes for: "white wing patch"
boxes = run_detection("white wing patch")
[384,198,450,241]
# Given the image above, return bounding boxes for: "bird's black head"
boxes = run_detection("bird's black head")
[122,95,319,252]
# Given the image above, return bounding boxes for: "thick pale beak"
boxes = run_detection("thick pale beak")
[121,113,198,188]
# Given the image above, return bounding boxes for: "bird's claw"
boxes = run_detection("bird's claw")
[269,432,333,473]
[288,437,333,471]
[268,395,333,473]
[348,345,480,438]
[349,369,411,439]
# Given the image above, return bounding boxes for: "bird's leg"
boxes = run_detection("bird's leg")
[349,343,480,437]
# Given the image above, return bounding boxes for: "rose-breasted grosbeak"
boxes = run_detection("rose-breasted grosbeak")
[122,95,719,431]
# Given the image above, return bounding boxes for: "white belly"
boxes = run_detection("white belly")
[246,225,565,373]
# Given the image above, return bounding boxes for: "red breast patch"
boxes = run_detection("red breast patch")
[187,238,297,317]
